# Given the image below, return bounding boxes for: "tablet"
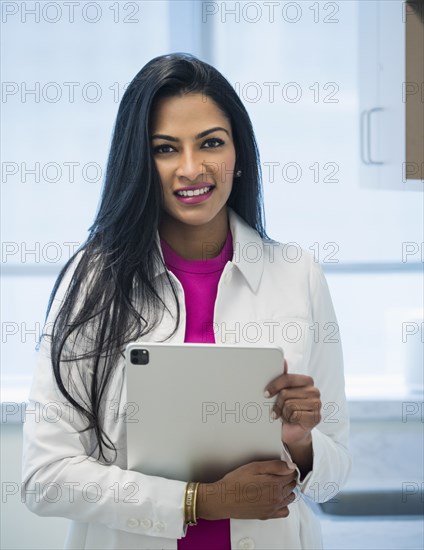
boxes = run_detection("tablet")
[124,342,285,483]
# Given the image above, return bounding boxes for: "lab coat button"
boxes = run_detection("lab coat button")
[153,521,166,532]
[238,537,255,549]
[140,518,152,529]
[126,518,140,529]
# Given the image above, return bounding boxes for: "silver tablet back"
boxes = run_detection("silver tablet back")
[125,342,284,483]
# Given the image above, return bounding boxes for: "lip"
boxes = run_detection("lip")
[173,183,215,193]
[174,185,215,205]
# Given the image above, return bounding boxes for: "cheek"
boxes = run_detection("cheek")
[155,162,172,186]
[218,152,236,183]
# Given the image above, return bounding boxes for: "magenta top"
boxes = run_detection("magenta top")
[160,229,233,550]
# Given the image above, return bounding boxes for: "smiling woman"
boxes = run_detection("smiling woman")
[150,93,237,260]
[21,52,351,550]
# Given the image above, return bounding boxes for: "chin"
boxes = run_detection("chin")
[176,210,219,226]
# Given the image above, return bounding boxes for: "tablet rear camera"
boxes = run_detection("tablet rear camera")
[130,349,149,365]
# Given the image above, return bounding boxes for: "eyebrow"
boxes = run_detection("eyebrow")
[150,126,230,142]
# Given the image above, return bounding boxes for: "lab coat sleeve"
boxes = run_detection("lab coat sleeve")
[21,253,187,539]
[281,256,352,503]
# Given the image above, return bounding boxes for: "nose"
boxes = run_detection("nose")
[175,149,207,181]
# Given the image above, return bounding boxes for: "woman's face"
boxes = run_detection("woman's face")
[150,93,237,228]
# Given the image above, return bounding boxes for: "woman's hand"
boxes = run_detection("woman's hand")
[264,360,321,447]
[196,460,298,521]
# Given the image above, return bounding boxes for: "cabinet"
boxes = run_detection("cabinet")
[358,0,423,190]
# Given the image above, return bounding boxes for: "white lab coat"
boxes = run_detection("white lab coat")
[22,207,351,550]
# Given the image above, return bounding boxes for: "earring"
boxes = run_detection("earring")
[235,170,242,177]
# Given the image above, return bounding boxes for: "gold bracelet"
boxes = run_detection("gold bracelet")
[184,482,200,526]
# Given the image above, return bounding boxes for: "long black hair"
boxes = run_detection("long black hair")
[42,52,269,461]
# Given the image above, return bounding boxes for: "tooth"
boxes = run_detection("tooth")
[177,186,212,197]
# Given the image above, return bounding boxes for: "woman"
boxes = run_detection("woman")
[22,53,351,550]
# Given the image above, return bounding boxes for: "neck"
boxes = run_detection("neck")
[158,208,229,260]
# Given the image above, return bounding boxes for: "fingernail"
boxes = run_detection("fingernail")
[287,462,297,470]
[264,390,271,398]
[271,411,278,421]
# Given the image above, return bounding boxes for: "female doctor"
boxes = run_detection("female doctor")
[22,53,351,550]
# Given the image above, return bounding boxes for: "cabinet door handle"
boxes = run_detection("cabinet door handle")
[367,107,384,165]
[360,107,384,165]
[360,109,369,164]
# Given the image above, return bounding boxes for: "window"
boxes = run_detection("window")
[208,0,423,399]
[2,0,422,404]
[1,0,172,402]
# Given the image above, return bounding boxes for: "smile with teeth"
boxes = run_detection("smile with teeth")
[175,186,213,197]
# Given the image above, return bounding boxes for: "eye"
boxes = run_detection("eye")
[153,144,175,154]
[202,138,224,148]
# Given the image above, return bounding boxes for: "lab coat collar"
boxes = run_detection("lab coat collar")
[153,207,264,293]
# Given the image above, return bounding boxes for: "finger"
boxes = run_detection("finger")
[265,373,315,397]
[271,388,320,420]
[277,480,298,500]
[278,486,298,505]
[282,398,321,416]
[278,386,321,401]
[281,492,297,509]
[261,474,298,496]
[255,459,297,475]
[274,506,290,519]
[282,408,322,427]
[264,359,288,398]
[270,391,283,420]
